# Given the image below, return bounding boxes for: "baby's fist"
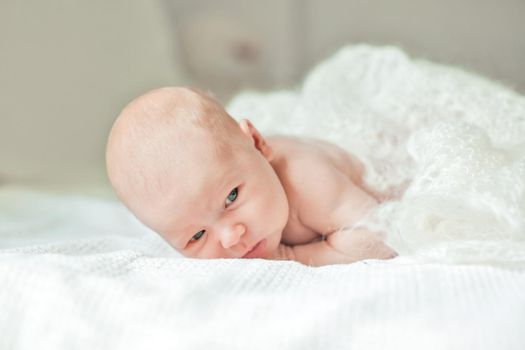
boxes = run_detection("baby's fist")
[269,243,296,261]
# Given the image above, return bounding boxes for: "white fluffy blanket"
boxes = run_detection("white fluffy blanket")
[2,45,525,349]
[228,44,525,266]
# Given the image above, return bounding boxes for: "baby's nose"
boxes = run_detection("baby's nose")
[219,223,246,249]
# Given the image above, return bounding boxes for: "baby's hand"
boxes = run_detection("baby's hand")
[327,227,397,261]
[269,243,296,261]
[269,232,396,267]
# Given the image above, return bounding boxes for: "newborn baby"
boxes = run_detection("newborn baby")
[106,87,397,266]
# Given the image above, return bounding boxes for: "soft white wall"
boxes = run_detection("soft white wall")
[302,0,525,93]
[2,0,523,189]
[166,0,524,99]
[166,0,299,100]
[0,1,187,188]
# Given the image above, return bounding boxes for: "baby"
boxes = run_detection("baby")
[106,87,397,266]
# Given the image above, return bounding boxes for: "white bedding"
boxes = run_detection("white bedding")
[2,45,525,349]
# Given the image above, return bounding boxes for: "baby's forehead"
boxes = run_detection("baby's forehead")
[153,130,243,190]
[180,143,242,183]
[149,153,242,233]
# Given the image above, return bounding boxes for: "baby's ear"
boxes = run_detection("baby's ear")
[239,118,273,161]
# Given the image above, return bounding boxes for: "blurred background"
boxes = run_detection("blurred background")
[1,0,524,191]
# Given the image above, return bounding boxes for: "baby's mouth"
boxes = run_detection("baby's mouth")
[241,239,266,258]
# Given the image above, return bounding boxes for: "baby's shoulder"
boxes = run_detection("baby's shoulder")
[267,135,362,183]
[267,135,333,174]
[267,135,357,205]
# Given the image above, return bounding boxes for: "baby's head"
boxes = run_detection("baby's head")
[106,87,289,259]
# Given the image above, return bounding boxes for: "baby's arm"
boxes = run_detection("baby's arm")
[272,228,395,267]
[271,239,373,267]
[277,162,396,266]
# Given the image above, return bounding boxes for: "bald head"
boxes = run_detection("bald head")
[106,87,247,216]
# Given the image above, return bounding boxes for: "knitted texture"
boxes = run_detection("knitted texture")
[1,187,525,350]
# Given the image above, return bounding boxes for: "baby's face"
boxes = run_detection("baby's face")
[141,127,289,260]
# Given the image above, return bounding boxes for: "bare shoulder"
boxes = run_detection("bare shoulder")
[267,135,370,234]
[267,135,364,185]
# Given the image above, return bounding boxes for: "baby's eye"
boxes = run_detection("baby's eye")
[225,187,238,206]
[190,230,205,242]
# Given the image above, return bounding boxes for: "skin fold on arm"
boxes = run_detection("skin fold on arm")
[271,162,397,267]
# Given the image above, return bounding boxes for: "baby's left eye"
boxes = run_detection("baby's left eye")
[225,187,238,206]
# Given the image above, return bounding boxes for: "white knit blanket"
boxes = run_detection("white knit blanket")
[2,45,525,349]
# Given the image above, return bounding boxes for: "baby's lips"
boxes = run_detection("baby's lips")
[242,239,267,259]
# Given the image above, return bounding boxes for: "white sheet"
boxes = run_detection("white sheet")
[1,186,525,349]
[2,45,525,349]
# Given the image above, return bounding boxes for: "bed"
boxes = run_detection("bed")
[1,45,524,350]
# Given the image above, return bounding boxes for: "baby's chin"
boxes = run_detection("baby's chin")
[261,230,283,258]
